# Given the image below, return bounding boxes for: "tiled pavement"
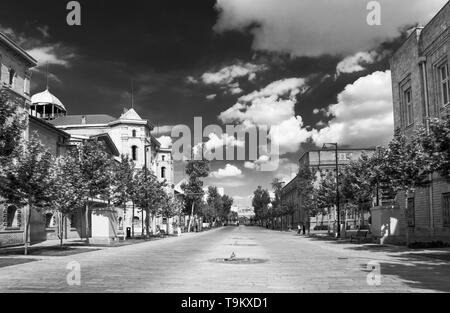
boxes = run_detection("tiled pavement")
[0,226,449,293]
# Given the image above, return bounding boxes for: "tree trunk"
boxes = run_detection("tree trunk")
[132,201,135,238]
[85,202,89,242]
[145,211,150,238]
[24,202,32,255]
[60,212,64,247]
[141,208,145,237]
[360,206,365,228]
[404,190,410,246]
[187,202,195,233]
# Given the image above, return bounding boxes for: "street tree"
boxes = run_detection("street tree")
[221,194,234,223]
[206,186,223,224]
[416,116,450,181]
[271,178,285,230]
[382,129,432,245]
[252,186,271,226]
[49,150,86,246]
[181,158,210,232]
[77,139,115,240]
[133,168,167,236]
[0,135,55,254]
[160,194,184,234]
[112,154,136,221]
[340,154,377,228]
[0,90,27,188]
[297,165,319,235]
[0,90,27,161]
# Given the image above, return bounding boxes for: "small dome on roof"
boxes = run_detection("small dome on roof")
[31,89,66,111]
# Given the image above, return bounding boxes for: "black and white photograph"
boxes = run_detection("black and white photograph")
[0,0,450,299]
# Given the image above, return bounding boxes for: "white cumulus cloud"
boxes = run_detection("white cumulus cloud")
[213,0,448,57]
[210,164,243,179]
[311,70,394,147]
[336,51,378,76]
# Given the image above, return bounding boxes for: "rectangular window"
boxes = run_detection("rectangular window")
[407,197,415,227]
[443,193,450,227]
[439,63,449,107]
[403,88,414,126]
[8,68,15,87]
[24,77,30,95]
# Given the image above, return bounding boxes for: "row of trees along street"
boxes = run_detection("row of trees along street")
[253,115,450,245]
[180,156,235,231]
[0,91,237,254]
[0,91,183,254]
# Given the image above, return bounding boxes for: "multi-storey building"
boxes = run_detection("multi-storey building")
[281,148,375,232]
[0,32,37,247]
[390,1,450,243]
[48,102,175,238]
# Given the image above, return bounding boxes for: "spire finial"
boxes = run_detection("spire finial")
[46,62,49,90]
[131,80,134,109]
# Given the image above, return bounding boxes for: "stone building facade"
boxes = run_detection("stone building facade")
[51,107,175,238]
[281,148,375,232]
[0,32,37,247]
[390,1,450,243]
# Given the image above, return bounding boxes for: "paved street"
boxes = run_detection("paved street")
[0,226,450,293]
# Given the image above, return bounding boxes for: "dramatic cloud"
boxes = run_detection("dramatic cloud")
[269,116,311,154]
[311,70,394,147]
[201,62,267,86]
[210,164,243,179]
[336,51,378,75]
[204,133,245,151]
[26,45,74,68]
[219,78,306,126]
[0,24,76,69]
[214,0,447,56]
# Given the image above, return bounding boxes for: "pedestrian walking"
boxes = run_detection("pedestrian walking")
[297,224,301,235]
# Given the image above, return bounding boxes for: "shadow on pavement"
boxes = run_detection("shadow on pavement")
[377,253,450,292]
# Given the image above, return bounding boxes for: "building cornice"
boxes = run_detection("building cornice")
[0,32,37,67]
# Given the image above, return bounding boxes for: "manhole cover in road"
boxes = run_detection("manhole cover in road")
[210,258,268,264]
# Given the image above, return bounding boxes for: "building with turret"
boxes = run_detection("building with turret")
[47,102,175,239]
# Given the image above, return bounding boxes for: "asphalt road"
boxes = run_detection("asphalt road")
[0,226,449,293]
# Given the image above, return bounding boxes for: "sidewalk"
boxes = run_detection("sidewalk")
[0,228,219,257]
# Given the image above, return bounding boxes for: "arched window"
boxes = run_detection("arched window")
[133,216,140,227]
[131,146,138,161]
[118,217,123,230]
[132,130,137,138]
[162,155,166,162]
[161,167,166,179]
[6,206,17,228]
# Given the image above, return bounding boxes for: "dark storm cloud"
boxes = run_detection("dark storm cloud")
[0,0,441,205]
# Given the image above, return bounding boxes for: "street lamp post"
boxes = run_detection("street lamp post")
[323,143,341,238]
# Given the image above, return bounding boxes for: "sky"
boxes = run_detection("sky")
[0,0,448,207]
